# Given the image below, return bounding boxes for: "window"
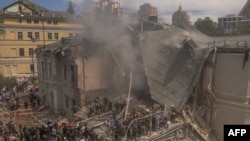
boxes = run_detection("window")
[30,64,34,73]
[50,92,54,105]
[49,63,52,77]
[65,95,69,109]
[27,19,31,24]
[29,48,34,56]
[41,62,44,78]
[35,32,40,40]
[19,48,24,56]
[47,20,52,24]
[72,99,75,106]
[53,20,58,25]
[17,18,22,23]
[64,65,67,79]
[27,32,32,40]
[71,65,74,81]
[34,19,39,24]
[18,32,23,40]
[69,33,73,37]
[48,33,52,40]
[54,33,59,40]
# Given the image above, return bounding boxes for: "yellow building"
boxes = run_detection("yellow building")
[0,0,84,77]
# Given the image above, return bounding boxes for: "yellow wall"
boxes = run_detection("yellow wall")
[0,8,84,77]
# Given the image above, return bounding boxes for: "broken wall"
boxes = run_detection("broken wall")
[199,49,250,141]
[211,53,250,141]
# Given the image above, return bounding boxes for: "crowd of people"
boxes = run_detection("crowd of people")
[0,83,179,141]
[0,118,100,141]
[85,96,127,117]
[101,103,178,141]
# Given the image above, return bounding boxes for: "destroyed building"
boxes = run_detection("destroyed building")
[36,24,141,115]
[36,14,250,140]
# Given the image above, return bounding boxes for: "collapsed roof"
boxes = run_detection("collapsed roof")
[139,26,213,110]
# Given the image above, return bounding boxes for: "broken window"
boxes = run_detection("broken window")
[49,63,52,77]
[64,65,67,79]
[65,95,69,109]
[41,62,44,79]
[71,65,74,81]
[50,92,54,106]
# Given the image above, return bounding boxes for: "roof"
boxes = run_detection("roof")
[2,0,77,19]
[3,0,49,13]
[238,0,250,16]
[140,26,213,111]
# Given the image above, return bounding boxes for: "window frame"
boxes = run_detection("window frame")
[54,33,59,40]
[35,32,40,40]
[27,32,32,40]
[34,19,39,24]
[18,32,23,40]
[19,48,24,56]
[48,33,52,40]
[27,19,32,24]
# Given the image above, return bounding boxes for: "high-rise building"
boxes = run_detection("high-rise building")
[218,15,242,34]
[138,3,158,22]
[0,0,84,77]
[172,5,191,27]
[92,0,122,25]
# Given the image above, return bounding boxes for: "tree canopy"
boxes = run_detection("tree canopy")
[194,17,224,36]
[236,23,250,35]
[67,0,75,15]
[0,74,18,90]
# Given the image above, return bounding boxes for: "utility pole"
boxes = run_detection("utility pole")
[32,49,34,83]
[125,69,133,120]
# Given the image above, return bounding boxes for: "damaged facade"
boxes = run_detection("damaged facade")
[36,26,138,115]
[196,47,250,141]
[37,37,113,114]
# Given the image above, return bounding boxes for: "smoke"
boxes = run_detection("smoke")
[80,0,148,94]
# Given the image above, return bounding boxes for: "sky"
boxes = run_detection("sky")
[0,0,248,24]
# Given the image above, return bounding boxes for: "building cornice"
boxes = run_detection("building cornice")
[0,23,83,31]
[0,57,35,64]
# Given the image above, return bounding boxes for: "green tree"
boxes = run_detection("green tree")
[195,17,224,36]
[67,0,75,15]
[236,23,250,35]
[0,73,18,90]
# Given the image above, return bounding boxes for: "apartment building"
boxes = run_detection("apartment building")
[138,3,158,22]
[0,0,84,77]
